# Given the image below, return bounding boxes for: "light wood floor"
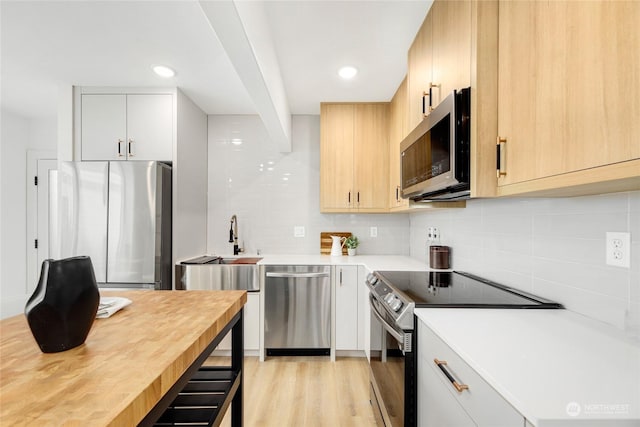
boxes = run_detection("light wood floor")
[205,356,378,427]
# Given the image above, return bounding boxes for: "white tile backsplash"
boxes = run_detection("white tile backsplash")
[207,115,409,256]
[410,191,640,334]
[207,114,637,335]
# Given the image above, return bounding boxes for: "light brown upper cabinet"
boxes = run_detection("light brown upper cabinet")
[406,0,497,199]
[320,103,389,213]
[389,78,410,211]
[496,0,640,196]
[431,0,472,109]
[407,0,472,132]
[407,12,433,132]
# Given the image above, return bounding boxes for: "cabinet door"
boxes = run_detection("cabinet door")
[389,78,410,210]
[357,266,368,352]
[214,292,259,352]
[407,12,433,132]
[497,0,640,187]
[335,266,359,351]
[81,94,127,161]
[126,94,173,161]
[431,0,472,107]
[244,293,260,350]
[320,104,354,211]
[353,103,389,211]
[418,351,478,427]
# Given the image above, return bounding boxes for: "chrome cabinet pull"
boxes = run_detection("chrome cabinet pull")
[128,138,134,157]
[434,358,469,393]
[116,139,124,157]
[496,136,507,178]
[339,269,343,286]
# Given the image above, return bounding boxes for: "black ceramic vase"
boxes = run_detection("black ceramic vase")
[25,256,100,353]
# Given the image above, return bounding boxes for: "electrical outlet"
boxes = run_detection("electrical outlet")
[294,226,305,238]
[427,227,440,241]
[606,232,630,268]
[370,227,378,238]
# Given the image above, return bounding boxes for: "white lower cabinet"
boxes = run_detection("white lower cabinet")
[418,319,525,427]
[215,292,259,352]
[357,266,368,352]
[335,265,359,351]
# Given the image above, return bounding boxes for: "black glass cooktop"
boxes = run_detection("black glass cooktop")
[375,271,563,308]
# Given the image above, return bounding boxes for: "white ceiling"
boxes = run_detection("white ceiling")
[1,1,432,120]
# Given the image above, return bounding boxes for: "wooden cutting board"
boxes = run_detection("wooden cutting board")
[320,232,352,255]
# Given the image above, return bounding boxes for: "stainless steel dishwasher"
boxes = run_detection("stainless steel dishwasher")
[264,265,331,356]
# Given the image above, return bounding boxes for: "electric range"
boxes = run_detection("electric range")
[365,270,563,427]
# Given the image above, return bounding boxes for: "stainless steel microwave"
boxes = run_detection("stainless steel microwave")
[400,88,471,201]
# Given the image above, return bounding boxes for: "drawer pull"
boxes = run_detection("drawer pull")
[434,358,469,393]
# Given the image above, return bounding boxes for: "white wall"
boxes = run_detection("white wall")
[410,191,640,335]
[173,90,209,269]
[0,109,57,318]
[207,114,409,256]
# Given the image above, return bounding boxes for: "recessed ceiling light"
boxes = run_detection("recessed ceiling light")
[338,66,358,80]
[153,65,176,78]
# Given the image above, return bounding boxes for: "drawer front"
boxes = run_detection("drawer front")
[418,321,524,426]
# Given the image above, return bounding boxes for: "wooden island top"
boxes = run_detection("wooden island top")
[0,290,247,426]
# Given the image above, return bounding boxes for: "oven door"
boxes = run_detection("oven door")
[368,295,416,427]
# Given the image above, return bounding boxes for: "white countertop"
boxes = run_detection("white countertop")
[415,308,640,426]
[255,254,429,272]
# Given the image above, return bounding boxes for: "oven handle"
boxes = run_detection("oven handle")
[369,295,411,351]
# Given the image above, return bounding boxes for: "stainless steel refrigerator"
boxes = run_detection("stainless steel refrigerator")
[57,161,172,289]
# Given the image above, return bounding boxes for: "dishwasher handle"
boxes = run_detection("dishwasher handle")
[266,272,330,279]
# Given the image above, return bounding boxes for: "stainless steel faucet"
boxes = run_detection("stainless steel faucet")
[228,215,243,255]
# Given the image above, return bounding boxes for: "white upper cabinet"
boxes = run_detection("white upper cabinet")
[81,93,173,161]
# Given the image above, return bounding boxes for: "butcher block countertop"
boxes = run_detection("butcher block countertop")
[0,290,247,426]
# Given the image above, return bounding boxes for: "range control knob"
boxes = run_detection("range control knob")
[366,273,378,286]
[389,298,403,312]
[384,293,395,304]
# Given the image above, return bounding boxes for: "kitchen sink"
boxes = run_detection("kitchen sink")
[175,257,262,291]
[214,257,263,265]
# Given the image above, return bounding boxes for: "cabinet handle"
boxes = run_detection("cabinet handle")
[496,136,507,178]
[339,269,343,286]
[348,191,351,205]
[434,358,469,393]
[422,91,429,117]
[423,83,438,117]
[357,191,360,204]
[116,139,124,157]
[128,138,134,157]
[396,186,399,202]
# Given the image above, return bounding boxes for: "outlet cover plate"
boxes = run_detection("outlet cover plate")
[606,232,630,268]
[294,226,305,238]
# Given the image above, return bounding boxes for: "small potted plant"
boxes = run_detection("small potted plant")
[345,235,359,256]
